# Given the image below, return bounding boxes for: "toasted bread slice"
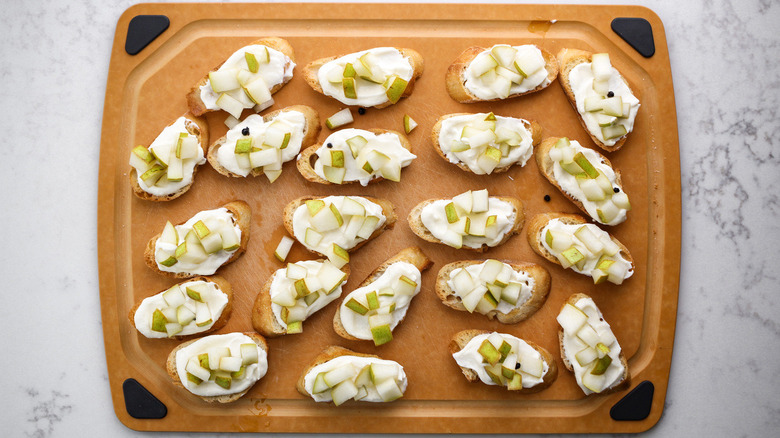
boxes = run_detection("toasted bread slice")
[144,200,252,279]
[435,260,550,324]
[333,247,433,342]
[252,261,351,337]
[297,128,412,185]
[557,48,639,152]
[302,47,424,109]
[408,195,524,252]
[445,45,558,103]
[535,137,629,225]
[129,113,209,202]
[449,329,557,393]
[526,212,634,280]
[282,196,397,258]
[129,275,233,339]
[187,37,295,117]
[207,105,321,178]
[557,293,630,395]
[166,332,268,403]
[431,113,542,175]
[295,346,378,397]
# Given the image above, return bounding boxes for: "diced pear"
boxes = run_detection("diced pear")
[185,357,212,382]
[340,197,366,217]
[238,344,258,366]
[557,303,588,333]
[602,123,628,140]
[370,324,393,346]
[286,321,303,334]
[580,178,606,201]
[451,269,475,296]
[514,46,545,76]
[293,279,310,298]
[207,347,230,372]
[331,379,359,406]
[395,275,417,296]
[375,378,404,402]
[591,53,612,81]
[597,203,620,223]
[342,62,357,78]
[194,302,212,327]
[159,221,179,246]
[328,244,350,268]
[591,268,609,284]
[606,260,629,285]
[244,52,259,73]
[140,164,166,186]
[215,93,244,119]
[249,147,280,168]
[219,356,243,373]
[131,145,155,164]
[574,226,605,254]
[450,140,470,152]
[561,246,585,267]
[584,96,604,112]
[496,65,523,84]
[444,202,459,224]
[356,215,380,239]
[600,97,624,117]
[477,147,502,174]
[309,205,342,232]
[236,69,254,86]
[577,324,601,347]
[501,282,522,305]
[403,114,417,134]
[593,78,610,95]
[507,372,523,390]
[200,232,223,255]
[273,235,294,262]
[501,353,518,379]
[151,309,167,332]
[547,229,573,252]
[345,135,367,158]
[470,53,498,76]
[263,124,290,149]
[304,291,320,306]
[303,227,323,247]
[471,189,489,213]
[312,372,329,393]
[364,150,391,174]
[491,73,512,98]
[368,313,393,329]
[612,191,631,210]
[344,215,365,241]
[380,161,402,182]
[318,261,347,294]
[342,77,357,99]
[325,108,353,129]
[219,224,240,251]
[478,339,501,365]
[595,113,618,127]
[491,45,518,67]
[440,229,463,249]
[286,305,309,323]
[306,199,326,216]
[345,297,369,315]
[365,290,380,310]
[573,153,599,178]
[466,128,497,149]
[486,283,503,302]
[479,259,504,284]
[595,173,614,194]
[495,126,522,146]
[467,214,487,237]
[590,355,613,375]
[519,354,544,378]
[452,191,473,214]
[575,346,599,366]
[384,75,408,104]
[271,287,296,307]
[460,287,485,312]
[209,68,241,93]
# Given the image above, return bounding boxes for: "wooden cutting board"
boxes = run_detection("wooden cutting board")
[97,2,680,433]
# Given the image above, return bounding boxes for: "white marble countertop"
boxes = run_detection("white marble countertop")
[1,0,778,436]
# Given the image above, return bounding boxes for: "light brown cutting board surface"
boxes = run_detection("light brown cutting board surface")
[98,3,681,433]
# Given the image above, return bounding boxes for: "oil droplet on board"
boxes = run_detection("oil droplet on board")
[528,20,553,35]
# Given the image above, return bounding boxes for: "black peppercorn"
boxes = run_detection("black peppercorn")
[241,127,250,136]
[515,363,522,370]
[613,187,620,193]
[358,107,366,115]
[544,195,551,202]
[607,91,614,98]
[327,143,333,149]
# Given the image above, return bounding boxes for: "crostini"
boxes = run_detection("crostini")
[334,247,432,346]
[303,47,424,108]
[297,128,415,185]
[128,113,209,201]
[450,330,557,393]
[446,44,557,103]
[208,105,320,183]
[187,37,295,118]
[557,49,640,151]
[435,259,549,323]
[145,201,251,278]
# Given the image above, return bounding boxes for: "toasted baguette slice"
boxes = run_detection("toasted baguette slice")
[535,137,628,225]
[557,293,630,395]
[207,105,321,178]
[435,260,550,324]
[129,275,233,339]
[252,261,351,337]
[303,47,424,109]
[282,196,397,258]
[144,200,252,279]
[129,113,209,202]
[445,45,558,103]
[526,212,634,282]
[449,329,557,393]
[431,113,542,175]
[166,332,268,403]
[187,37,295,117]
[408,195,524,252]
[297,128,412,185]
[333,247,433,342]
[557,48,639,152]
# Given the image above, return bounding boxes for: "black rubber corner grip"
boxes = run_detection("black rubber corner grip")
[123,378,167,419]
[611,17,655,58]
[125,15,170,55]
[610,380,654,421]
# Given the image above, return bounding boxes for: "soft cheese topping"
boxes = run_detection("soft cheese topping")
[464,45,550,100]
[291,196,386,266]
[540,218,633,284]
[420,190,516,249]
[452,332,549,388]
[302,355,407,404]
[134,280,229,338]
[269,260,348,333]
[548,138,630,225]
[216,111,306,181]
[568,53,640,146]
[154,207,242,276]
[317,47,414,107]
[338,262,422,345]
[446,260,534,315]
[438,113,534,174]
[199,44,295,114]
[311,128,416,186]
[175,333,267,397]
[557,297,625,395]
[129,117,206,196]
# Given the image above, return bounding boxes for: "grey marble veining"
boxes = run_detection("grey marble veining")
[0,0,778,437]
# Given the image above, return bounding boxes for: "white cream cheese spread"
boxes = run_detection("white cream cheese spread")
[421,196,516,249]
[464,45,550,100]
[452,332,549,388]
[447,260,534,314]
[154,208,241,275]
[269,260,346,330]
[134,280,228,338]
[199,44,294,110]
[438,113,534,174]
[175,333,267,397]
[292,196,386,255]
[311,128,416,186]
[302,355,407,402]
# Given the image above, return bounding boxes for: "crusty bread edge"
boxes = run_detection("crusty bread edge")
[187,37,296,117]
[129,113,210,202]
[144,200,252,279]
[296,128,412,185]
[207,105,321,178]
[557,293,630,395]
[448,329,558,393]
[302,47,424,109]
[434,260,550,324]
[445,45,558,104]
[407,196,525,253]
[430,113,542,174]
[333,246,433,341]
[166,331,269,403]
[295,345,380,399]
